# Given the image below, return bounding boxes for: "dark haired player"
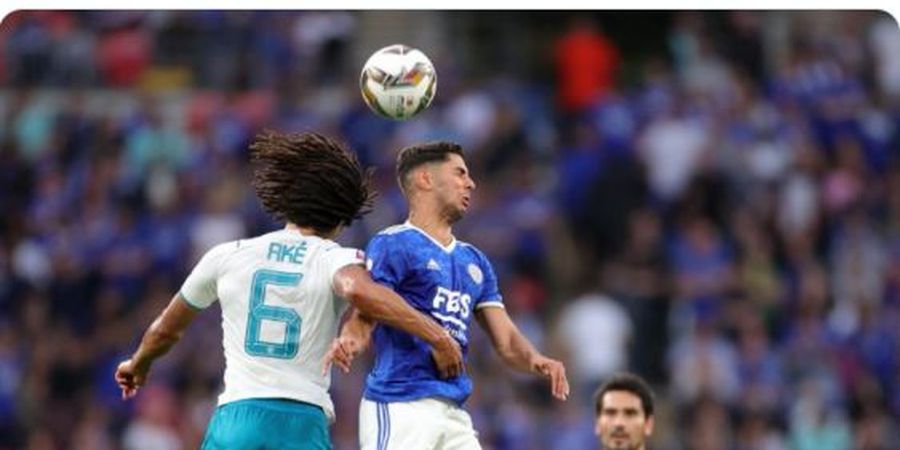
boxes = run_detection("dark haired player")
[327,141,569,450]
[594,372,655,450]
[114,131,462,450]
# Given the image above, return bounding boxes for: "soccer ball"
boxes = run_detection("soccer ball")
[360,44,437,120]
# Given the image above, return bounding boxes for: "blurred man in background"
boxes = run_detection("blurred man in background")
[594,372,655,450]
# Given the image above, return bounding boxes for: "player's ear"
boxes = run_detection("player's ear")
[415,167,433,191]
[643,415,654,436]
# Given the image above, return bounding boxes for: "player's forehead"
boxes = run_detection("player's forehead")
[438,153,468,171]
[602,390,643,410]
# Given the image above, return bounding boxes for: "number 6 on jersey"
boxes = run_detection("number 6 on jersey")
[245,269,303,359]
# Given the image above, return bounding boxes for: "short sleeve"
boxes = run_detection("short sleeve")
[321,244,366,281]
[179,242,233,309]
[474,252,504,310]
[365,234,406,289]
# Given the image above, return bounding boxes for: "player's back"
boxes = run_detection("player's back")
[180,228,363,421]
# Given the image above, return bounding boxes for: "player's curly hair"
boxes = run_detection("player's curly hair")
[251,130,375,233]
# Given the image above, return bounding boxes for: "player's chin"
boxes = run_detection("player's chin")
[446,208,465,223]
[604,436,631,450]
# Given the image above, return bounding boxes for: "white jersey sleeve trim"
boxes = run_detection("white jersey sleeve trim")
[475,301,505,310]
[178,291,206,311]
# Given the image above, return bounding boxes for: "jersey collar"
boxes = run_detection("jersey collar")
[404,221,457,253]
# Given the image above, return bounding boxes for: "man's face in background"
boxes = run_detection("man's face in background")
[595,390,654,450]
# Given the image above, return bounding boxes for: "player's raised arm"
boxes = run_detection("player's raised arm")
[475,306,570,401]
[115,293,198,399]
[331,264,463,378]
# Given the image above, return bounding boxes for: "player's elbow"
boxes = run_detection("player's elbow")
[338,278,371,307]
[333,268,395,321]
[334,266,371,305]
[342,286,366,305]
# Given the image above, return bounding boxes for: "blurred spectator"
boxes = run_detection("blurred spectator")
[96,24,152,87]
[733,305,784,414]
[121,385,183,450]
[555,290,632,398]
[684,397,733,450]
[601,208,670,383]
[553,17,619,115]
[668,315,740,406]
[789,377,853,450]
[668,215,737,324]
[637,104,711,204]
[868,14,900,101]
[734,411,787,450]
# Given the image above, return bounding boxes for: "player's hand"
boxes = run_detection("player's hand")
[322,336,366,375]
[532,355,569,401]
[430,333,464,379]
[114,359,148,400]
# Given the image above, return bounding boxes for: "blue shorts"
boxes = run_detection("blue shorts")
[201,398,331,450]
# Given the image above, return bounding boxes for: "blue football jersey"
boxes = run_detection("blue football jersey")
[362,222,503,405]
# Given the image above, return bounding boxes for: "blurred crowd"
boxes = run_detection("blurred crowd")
[1,10,900,450]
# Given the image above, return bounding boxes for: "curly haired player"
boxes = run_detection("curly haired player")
[115,131,461,450]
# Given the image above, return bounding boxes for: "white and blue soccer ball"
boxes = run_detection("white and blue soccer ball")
[360,44,437,120]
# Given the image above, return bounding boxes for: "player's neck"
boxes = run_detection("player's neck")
[407,211,453,246]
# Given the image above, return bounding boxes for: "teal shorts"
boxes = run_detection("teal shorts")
[201,398,331,450]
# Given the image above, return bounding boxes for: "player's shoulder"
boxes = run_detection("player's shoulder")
[204,238,246,258]
[228,230,286,252]
[455,239,490,262]
[191,237,247,271]
[204,229,301,258]
[370,223,417,245]
[375,222,416,237]
[317,237,355,255]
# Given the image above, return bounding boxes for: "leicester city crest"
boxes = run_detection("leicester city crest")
[467,264,483,284]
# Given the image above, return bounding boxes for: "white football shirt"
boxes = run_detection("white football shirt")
[180,228,364,421]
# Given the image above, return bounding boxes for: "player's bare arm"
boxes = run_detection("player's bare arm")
[475,306,570,401]
[329,307,463,376]
[331,264,463,378]
[114,294,198,399]
[323,307,376,374]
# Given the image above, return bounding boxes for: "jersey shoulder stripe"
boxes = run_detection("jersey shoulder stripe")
[378,223,413,236]
[455,240,487,259]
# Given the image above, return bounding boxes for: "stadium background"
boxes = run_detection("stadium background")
[1,10,899,450]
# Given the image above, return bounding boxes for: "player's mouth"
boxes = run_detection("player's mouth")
[461,195,470,208]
